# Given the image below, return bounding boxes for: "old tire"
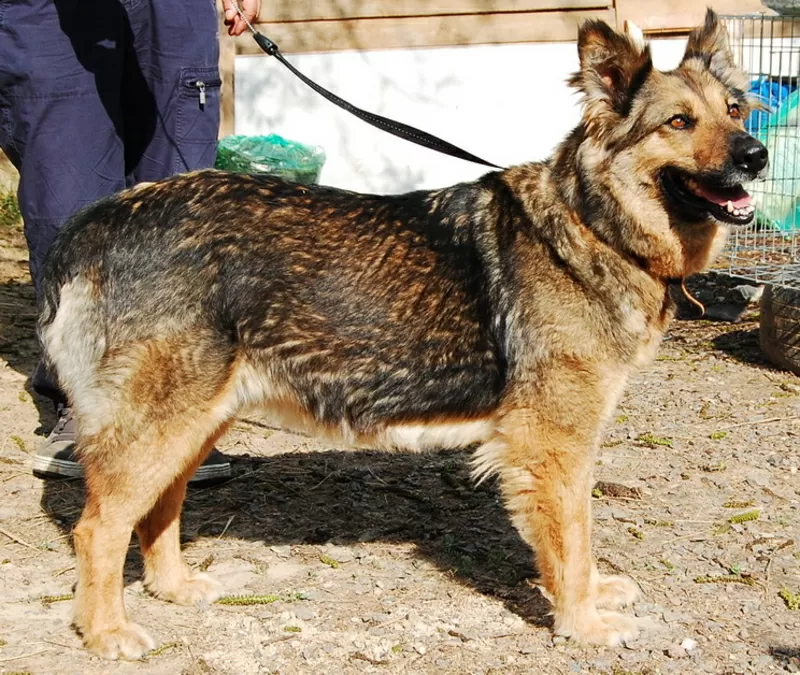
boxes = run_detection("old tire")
[760,284,800,376]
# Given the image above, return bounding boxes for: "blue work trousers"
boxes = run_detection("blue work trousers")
[0,0,221,401]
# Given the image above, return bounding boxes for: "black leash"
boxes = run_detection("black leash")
[233,7,503,169]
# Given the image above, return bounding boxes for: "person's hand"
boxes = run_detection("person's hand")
[222,0,261,37]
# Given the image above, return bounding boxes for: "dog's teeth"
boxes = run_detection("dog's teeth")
[726,200,734,214]
[734,208,741,216]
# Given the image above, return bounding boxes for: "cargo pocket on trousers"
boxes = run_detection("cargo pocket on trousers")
[174,67,221,173]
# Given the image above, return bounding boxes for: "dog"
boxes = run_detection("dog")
[38,9,768,659]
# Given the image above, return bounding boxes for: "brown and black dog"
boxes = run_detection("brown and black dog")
[39,10,767,659]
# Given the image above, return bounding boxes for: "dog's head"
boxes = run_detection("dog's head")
[569,9,768,229]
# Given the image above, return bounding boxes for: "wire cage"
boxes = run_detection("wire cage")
[721,13,800,290]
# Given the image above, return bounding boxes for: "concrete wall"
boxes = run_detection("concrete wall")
[235,38,689,194]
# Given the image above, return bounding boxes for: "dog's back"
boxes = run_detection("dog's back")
[40,171,508,442]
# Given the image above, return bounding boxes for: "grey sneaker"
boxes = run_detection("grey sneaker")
[188,448,233,488]
[32,406,80,479]
[32,408,232,485]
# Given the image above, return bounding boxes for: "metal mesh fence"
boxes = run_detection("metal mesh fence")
[721,14,800,289]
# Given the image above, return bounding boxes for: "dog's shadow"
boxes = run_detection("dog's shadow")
[39,447,552,628]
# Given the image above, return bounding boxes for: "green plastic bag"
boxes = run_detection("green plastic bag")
[215,134,326,184]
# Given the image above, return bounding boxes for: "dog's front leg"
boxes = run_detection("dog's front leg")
[479,377,644,646]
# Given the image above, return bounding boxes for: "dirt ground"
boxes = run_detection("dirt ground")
[0,211,799,675]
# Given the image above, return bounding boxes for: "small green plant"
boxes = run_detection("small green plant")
[655,353,684,362]
[709,431,728,440]
[729,510,760,524]
[40,593,73,606]
[724,499,754,509]
[627,526,644,540]
[283,625,302,633]
[0,192,21,228]
[606,666,648,675]
[635,433,672,448]
[9,435,26,452]
[591,487,603,498]
[660,559,675,572]
[146,641,181,658]
[713,522,731,535]
[615,414,629,424]
[644,518,673,527]
[701,461,726,472]
[694,574,757,586]
[17,391,29,403]
[216,594,280,606]
[779,588,800,610]
[319,554,340,569]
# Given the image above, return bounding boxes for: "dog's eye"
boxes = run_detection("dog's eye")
[729,103,742,119]
[668,115,692,130]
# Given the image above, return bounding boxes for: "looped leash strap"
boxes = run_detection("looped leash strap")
[235,8,503,169]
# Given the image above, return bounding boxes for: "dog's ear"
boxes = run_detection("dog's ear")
[680,9,767,111]
[569,19,653,132]
[680,9,745,89]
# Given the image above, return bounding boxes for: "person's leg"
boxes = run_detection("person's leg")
[0,0,129,295]
[0,0,228,484]
[0,0,131,477]
[126,0,221,183]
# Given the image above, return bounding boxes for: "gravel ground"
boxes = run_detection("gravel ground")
[1,216,799,675]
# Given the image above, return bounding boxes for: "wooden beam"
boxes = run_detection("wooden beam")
[616,0,772,34]
[218,1,236,137]
[260,0,610,23]
[236,8,615,54]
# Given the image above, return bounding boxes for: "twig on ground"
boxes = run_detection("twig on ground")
[0,648,51,662]
[0,526,37,550]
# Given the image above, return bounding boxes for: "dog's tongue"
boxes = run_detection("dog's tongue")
[694,183,752,208]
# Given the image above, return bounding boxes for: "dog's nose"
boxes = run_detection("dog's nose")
[730,134,768,174]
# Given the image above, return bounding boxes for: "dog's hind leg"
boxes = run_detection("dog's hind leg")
[473,373,644,647]
[70,337,237,660]
[135,423,231,606]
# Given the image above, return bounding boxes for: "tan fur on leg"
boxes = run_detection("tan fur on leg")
[72,508,155,660]
[136,426,231,605]
[70,337,238,660]
[477,366,645,646]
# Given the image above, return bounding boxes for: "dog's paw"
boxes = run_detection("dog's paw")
[595,574,641,609]
[147,571,223,605]
[555,608,645,647]
[82,621,156,660]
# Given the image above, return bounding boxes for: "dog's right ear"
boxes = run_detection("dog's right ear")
[569,20,653,134]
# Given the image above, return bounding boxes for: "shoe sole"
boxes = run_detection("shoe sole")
[31,457,231,483]
[31,455,83,479]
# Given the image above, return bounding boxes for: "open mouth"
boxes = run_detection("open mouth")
[661,168,755,225]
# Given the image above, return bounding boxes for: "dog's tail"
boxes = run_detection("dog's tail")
[37,211,108,409]
[37,267,61,344]
[38,274,107,410]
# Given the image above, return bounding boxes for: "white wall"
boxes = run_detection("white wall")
[235,38,688,194]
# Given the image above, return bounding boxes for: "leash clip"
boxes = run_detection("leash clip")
[254,33,279,56]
